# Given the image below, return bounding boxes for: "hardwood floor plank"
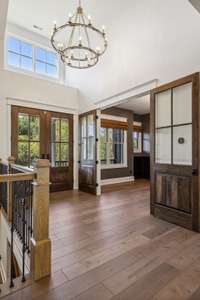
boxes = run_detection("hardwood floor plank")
[73,284,113,300]
[112,263,178,300]
[153,256,200,300]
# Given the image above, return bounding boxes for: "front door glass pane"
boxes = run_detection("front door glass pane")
[17,113,40,166]
[51,118,69,167]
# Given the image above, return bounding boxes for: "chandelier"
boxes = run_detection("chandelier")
[51,0,108,69]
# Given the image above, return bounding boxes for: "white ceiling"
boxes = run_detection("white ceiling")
[117,94,150,115]
[6,0,200,106]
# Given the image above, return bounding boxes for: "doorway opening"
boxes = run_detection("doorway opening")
[99,93,150,193]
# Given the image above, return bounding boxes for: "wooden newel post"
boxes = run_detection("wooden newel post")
[7,156,15,222]
[30,159,51,281]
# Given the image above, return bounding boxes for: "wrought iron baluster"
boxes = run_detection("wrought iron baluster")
[21,197,26,282]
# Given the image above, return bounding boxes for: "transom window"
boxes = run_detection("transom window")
[7,36,58,78]
[100,127,127,168]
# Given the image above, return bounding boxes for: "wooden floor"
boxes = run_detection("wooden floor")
[3,179,200,300]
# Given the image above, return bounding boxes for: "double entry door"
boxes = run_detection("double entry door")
[11,106,73,192]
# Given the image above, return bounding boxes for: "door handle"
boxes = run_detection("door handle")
[192,169,198,176]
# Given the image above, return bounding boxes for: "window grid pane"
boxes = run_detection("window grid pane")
[7,36,58,78]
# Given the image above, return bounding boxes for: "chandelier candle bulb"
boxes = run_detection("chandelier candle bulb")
[88,16,92,25]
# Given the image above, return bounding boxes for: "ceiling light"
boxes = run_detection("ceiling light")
[50,0,108,69]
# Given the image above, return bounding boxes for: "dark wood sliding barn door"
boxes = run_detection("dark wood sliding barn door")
[79,110,100,195]
[150,73,200,231]
[11,106,73,192]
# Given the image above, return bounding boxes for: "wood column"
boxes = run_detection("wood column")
[30,159,51,281]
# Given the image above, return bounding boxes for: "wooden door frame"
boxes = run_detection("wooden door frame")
[11,105,74,192]
[150,73,200,231]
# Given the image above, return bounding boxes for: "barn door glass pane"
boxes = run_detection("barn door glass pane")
[80,114,95,164]
[173,125,192,165]
[155,90,171,127]
[173,83,192,125]
[156,128,171,164]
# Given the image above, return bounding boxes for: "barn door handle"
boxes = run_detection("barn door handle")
[192,169,198,176]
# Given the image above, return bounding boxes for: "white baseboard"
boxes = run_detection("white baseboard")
[101,176,135,186]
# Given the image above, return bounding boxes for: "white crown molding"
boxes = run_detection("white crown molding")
[6,97,79,115]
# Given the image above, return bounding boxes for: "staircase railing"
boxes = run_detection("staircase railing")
[0,157,51,292]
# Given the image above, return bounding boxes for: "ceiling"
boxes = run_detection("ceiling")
[117,94,150,115]
[7,0,200,106]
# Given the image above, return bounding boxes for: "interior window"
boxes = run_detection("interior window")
[133,131,142,153]
[100,127,126,167]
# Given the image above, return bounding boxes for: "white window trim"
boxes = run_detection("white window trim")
[4,33,65,84]
[101,130,128,170]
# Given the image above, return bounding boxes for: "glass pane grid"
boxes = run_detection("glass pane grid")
[51,117,70,167]
[7,36,58,78]
[155,83,192,166]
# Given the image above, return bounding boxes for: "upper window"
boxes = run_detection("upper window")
[7,36,58,78]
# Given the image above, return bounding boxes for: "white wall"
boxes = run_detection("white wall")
[0,1,79,186]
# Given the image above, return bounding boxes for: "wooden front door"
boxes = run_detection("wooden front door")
[11,106,73,192]
[79,110,100,195]
[150,73,200,231]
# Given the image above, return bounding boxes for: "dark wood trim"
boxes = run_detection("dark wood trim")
[152,73,198,94]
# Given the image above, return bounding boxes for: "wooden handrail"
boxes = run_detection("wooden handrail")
[11,164,34,173]
[0,172,36,183]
